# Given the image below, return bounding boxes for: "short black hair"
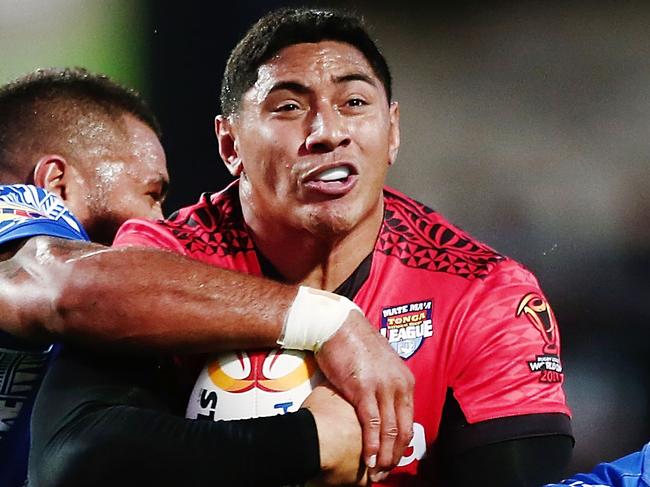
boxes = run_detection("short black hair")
[220,7,392,116]
[0,67,161,181]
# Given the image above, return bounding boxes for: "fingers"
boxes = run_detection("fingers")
[375,384,398,469]
[355,395,381,470]
[314,313,415,482]
[366,371,414,483]
[366,386,397,483]
[393,374,415,463]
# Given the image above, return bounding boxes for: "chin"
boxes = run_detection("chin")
[304,209,361,238]
[294,195,380,239]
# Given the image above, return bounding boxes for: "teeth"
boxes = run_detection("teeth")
[315,166,350,182]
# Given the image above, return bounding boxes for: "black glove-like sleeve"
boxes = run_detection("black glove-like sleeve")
[29,346,320,487]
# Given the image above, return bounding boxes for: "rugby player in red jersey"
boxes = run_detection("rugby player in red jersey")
[110,7,573,486]
[27,7,573,486]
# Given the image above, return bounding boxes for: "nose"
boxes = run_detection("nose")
[305,105,351,153]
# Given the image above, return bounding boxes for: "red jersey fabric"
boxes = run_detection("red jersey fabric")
[114,182,570,485]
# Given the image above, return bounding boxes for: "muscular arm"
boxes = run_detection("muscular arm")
[1,236,292,350]
[29,346,322,487]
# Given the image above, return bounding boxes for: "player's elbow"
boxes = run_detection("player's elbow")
[47,272,86,338]
[48,262,114,342]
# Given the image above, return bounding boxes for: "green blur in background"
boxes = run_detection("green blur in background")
[0,0,150,97]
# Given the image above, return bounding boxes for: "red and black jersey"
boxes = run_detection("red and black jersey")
[115,181,571,486]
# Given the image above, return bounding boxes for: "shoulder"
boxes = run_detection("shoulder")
[115,182,254,256]
[0,184,88,245]
[379,187,506,280]
[163,182,252,252]
[165,182,244,233]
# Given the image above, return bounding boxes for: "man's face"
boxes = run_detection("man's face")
[68,113,169,244]
[224,40,400,238]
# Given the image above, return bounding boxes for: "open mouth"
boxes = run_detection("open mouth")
[314,166,352,182]
[303,164,358,196]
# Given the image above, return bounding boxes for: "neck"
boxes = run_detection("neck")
[244,202,384,292]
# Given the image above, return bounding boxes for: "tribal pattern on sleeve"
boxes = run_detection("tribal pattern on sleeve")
[378,191,504,279]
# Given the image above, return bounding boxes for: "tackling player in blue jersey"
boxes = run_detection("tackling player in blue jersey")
[0,66,168,487]
[544,442,650,487]
[0,185,89,486]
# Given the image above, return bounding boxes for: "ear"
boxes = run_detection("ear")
[32,155,69,199]
[215,115,243,176]
[388,101,401,165]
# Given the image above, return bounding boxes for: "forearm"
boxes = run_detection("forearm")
[55,246,298,351]
[2,236,294,351]
[32,407,320,487]
[29,348,320,487]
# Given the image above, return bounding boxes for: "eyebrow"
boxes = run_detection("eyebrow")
[267,72,377,96]
[333,73,376,86]
[268,81,310,95]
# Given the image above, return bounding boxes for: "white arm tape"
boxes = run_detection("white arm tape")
[277,286,361,352]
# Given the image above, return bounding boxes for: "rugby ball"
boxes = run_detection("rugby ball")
[186,349,323,420]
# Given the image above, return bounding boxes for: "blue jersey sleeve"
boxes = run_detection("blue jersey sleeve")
[544,443,650,487]
[0,184,89,245]
[0,184,87,487]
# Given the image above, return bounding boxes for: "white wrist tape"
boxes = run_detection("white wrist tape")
[278,286,361,352]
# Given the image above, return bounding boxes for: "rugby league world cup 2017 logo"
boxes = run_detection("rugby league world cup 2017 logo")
[517,292,563,383]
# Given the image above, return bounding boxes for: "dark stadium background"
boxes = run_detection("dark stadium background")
[3,0,650,476]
